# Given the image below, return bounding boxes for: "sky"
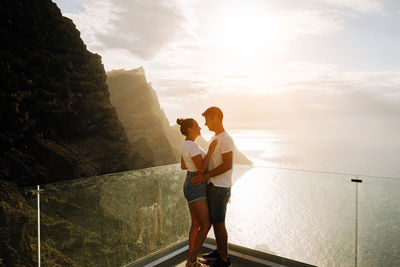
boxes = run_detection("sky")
[53,0,400,130]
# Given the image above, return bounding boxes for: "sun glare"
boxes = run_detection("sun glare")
[212,6,280,59]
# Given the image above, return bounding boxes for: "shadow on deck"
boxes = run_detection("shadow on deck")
[126,238,316,267]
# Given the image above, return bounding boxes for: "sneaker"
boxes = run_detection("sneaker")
[211,257,231,267]
[202,250,220,261]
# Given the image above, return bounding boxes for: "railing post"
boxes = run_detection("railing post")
[32,185,44,267]
[351,176,362,267]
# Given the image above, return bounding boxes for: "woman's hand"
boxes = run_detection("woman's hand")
[208,139,218,153]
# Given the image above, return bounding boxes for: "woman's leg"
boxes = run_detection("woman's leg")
[188,199,211,262]
[188,204,201,259]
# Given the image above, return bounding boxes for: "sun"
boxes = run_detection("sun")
[211,5,280,59]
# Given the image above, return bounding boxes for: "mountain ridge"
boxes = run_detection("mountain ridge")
[106,68,252,166]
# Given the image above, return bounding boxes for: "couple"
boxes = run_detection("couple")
[178,106,234,267]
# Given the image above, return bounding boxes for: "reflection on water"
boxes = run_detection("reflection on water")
[358,176,400,267]
[213,166,400,267]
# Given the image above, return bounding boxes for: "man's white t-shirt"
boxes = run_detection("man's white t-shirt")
[208,131,235,188]
[181,140,206,172]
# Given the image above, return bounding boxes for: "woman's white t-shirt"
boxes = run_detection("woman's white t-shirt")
[181,140,206,172]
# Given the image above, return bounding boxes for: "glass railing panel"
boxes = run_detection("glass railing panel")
[26,164,397,266]
[33,164,189,267]
[209,166,356,266]
[17,185,41,267]
[358,176,400,267]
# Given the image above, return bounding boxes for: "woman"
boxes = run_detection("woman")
[178,118,217,267]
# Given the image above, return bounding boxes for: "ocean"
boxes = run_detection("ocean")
[207,129,400,267]
[230,129,400,178]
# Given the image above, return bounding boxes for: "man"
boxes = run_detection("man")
[192,106,234,267]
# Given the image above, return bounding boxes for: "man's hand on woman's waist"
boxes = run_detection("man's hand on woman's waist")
[191,172,210,185]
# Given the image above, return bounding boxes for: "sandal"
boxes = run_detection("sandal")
[185,259,208,267]
[197,257,208,264]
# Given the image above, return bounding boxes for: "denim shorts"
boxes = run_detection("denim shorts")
[183,171,207,204]
[207,183,231,223]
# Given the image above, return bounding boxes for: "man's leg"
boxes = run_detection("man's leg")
[213,222,228,262]
[206,184,231,264]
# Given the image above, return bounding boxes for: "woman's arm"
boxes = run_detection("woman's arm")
[191,140,218,173]
[181,156,187,170]
[191,151,232,185]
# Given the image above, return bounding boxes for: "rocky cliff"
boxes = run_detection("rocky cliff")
[0,2,157,265]
[0,0,152,187]
[107,69,252,166]
[107,69,176,166]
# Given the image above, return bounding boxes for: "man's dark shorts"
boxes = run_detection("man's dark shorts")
[207,183,231,223]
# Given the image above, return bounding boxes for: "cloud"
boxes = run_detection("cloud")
[337,71,400,100]
[64,0,114,48]
[62,1,350,74]
[54,0,84,13]
[154,60,400,128]
[65,0,188,60]
[280,9,344,39]
[318,0,381,13]
[219,86,400,130]
[153,79,209,98]
[98,48,144,70]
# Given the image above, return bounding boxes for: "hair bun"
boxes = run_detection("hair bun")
[176,118,184,125]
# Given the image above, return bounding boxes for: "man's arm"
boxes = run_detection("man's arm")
[207,151,232,177]
[190,140,218,173]
[191,151,232,185]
